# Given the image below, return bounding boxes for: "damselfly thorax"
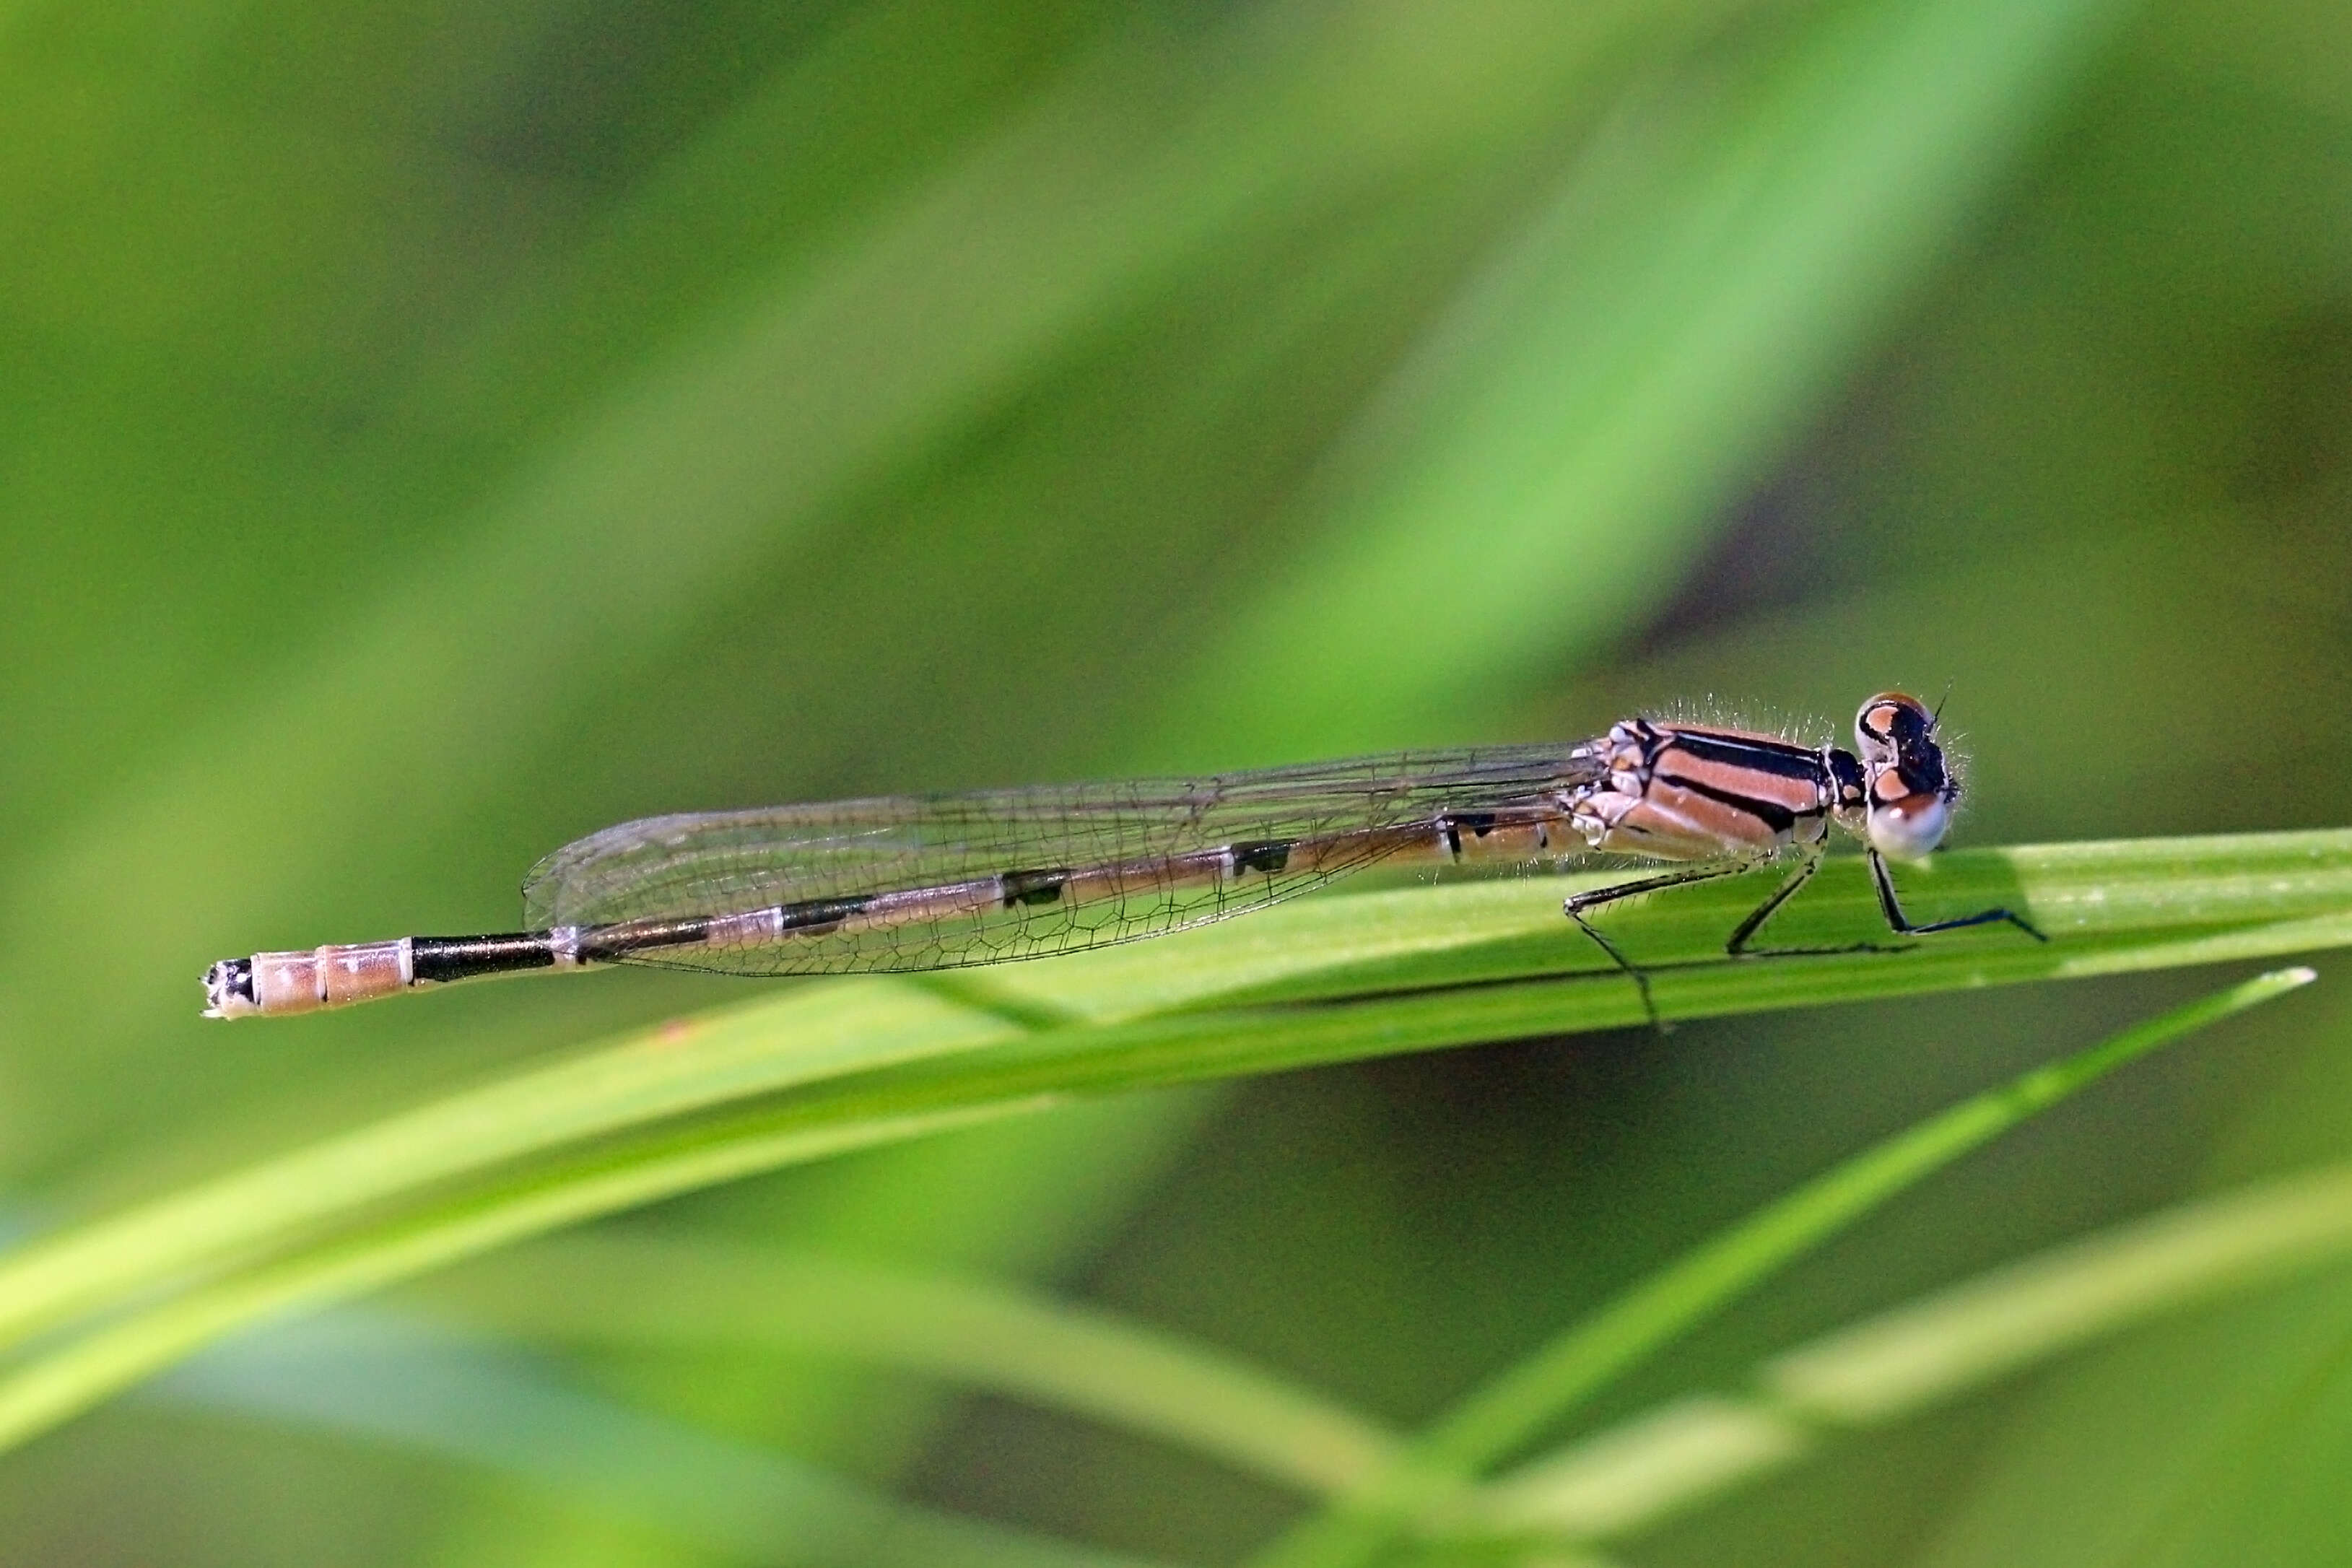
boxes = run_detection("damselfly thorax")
[202,692,2042,1025]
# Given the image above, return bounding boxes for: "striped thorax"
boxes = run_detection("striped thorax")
[1568,717,1867,862]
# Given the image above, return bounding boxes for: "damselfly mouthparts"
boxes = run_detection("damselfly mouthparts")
[202,692,2043,1024]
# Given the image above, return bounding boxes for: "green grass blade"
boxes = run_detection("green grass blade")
[1170,0,2132,754]
[0,1099,1047,1455]
[970,832,2352,1020]
[0,836,2337,1457]
[159,1311,1177,1568]
[1240,967,2316,1568]
[413,1236,1401,1496]
[1481,1157,2352,1543]
[0,981,1027,1351]
[8,829,2336,1365]
[1484,1394,1816,1546]
[1759,1162,2352,1427]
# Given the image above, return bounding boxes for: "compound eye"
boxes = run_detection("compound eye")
[1867,790,1950,861]
[1854,691,1933,758]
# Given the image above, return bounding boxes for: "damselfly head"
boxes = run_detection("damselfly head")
[1853,691,1957,860]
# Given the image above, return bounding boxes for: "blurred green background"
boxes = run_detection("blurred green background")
[4,0,2352,1562]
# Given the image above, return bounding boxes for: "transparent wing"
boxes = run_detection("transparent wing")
[521,746,1598,977]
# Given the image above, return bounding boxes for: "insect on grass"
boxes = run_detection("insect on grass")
[204,692,2043,1027]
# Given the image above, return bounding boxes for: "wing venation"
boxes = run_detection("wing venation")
[521,746,1597,976]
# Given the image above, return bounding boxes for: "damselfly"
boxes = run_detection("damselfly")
[201,692,2043,1024]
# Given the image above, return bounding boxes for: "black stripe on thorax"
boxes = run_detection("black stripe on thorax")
[1656,729,1829,783]
[1661,772,1804,835]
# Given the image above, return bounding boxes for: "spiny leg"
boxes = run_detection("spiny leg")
[1868,849,2049,942]
[1725,846,1912,959]
[1564,863,1756,1030]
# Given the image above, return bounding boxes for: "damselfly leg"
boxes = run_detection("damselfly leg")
[1723,848,1917,959]
[1564,846,1995,1032]
[1563,862,1756,1027]
[1868,849,2048,942]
